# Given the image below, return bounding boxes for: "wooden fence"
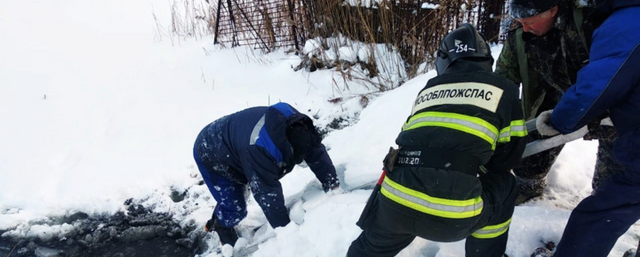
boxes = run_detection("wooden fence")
[212,0,508,67]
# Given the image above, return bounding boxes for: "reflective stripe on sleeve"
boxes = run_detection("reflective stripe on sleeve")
[380,176,483,219]
[497,119,528,143]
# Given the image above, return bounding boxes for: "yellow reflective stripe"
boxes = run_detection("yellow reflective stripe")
[402,112,499,149]
[380,176,483,219]
[498,119,528,143]
[471,218,512,239]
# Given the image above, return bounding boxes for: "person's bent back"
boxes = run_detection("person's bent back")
[346,24,527,257]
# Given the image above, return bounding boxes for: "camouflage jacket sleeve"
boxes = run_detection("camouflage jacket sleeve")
[495,32,523,87]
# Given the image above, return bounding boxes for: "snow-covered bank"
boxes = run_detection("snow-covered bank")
[2,0,640,256]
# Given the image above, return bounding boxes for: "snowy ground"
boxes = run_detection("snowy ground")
[1,0,639,256]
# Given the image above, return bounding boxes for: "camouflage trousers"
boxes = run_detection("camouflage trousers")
[513,129,625,201]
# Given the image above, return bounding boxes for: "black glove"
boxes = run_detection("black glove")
[382,147,400,172]
[584,119,617,141]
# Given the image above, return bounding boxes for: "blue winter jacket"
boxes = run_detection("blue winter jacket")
[550,4,640,171]
[195,102,339,228]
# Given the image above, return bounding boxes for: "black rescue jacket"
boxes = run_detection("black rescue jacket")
[379,63,527,240]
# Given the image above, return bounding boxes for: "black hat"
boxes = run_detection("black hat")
[509,0,559,19]
[286,123,313,164]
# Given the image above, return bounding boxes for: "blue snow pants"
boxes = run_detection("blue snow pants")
[193,147,247,228]
[554,128,640,257]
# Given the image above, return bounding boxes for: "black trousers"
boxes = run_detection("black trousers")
[347,170,518,257]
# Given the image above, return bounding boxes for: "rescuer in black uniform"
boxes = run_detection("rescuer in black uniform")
[346,23,527,257]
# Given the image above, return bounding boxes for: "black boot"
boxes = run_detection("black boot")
[212,217,238,246]
[531,247,553,257]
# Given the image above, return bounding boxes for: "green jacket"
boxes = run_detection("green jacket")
[495,0,592,120]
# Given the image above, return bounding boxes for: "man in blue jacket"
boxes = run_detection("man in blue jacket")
[536,0,640,255]
[193,102,340,246]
